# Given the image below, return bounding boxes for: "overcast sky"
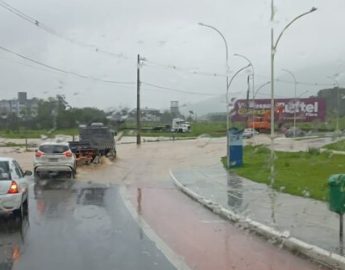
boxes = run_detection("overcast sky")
[0,0,344,111]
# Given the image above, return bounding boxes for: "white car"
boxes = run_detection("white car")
[242,128,259,139]
[33,142,77,179]
[0,157,32,216]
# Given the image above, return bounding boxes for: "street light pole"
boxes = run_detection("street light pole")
[199,22,230,167]
[234,54,255,131]
[327,76,340,133]
[270,1,317,186]
[282,69,297,137]
[137,54,141,145]
[269,1,317,223]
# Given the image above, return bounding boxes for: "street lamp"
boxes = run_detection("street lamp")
[326,76,340,133]
[270,1,317,185]
[234,54,255,131]
[282,69,297,137]
[254,81,271,98]
[198,22,231,167]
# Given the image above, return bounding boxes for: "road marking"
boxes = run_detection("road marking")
[200,219,227,224]
[119,185,192,270]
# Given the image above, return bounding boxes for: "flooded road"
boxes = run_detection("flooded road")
[0,180,175,270]
[0,138,332,269]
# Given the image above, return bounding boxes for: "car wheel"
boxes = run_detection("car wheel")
[13,203,24,219]
[34,170,41,182]
[23,198,29,216]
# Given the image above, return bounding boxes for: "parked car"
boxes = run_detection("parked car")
[0,157,32,216]
[284,127,306,138]
[33,142,77,179]
[242,128,259,139]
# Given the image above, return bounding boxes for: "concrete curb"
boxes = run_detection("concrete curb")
[320,148,345,155]
[169,170,345,270]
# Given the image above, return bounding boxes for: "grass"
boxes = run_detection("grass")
[222,145,345,201]
[0,129,78,139]
[324,139,345,152]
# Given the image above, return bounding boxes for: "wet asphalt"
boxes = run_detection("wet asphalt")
[0,178,175,270]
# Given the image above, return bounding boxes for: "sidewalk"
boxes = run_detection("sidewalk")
[172,163,343,255]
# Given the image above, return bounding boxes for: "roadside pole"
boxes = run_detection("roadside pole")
[137,54,141,145]
[340,213,344,255]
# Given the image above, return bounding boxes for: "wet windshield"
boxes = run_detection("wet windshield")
[0,0,344,269]
[39,145,69,154]
[0,161,10,180]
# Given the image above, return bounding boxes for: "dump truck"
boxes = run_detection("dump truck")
[69,123,116,165]
[247,104,285,133]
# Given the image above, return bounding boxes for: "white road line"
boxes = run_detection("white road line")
[119,185,192,270]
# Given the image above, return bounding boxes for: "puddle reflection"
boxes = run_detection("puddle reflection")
[0,216,29,270]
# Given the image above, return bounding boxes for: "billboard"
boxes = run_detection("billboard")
[231,97,326,122]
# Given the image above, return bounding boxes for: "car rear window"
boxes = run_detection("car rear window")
[0,161,10,180]
[39,145,69,154]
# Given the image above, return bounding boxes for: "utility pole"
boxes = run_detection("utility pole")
[246,75,250,126]
[136,54,141,145]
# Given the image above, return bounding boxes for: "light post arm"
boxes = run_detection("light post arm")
[234,54,255,130]
[254,81,270,98]
[226,64,250,147]
[274,7,317,50]
[198,23,229,67]
[227,64,250,94]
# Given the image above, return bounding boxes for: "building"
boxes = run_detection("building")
[170,101,180,117]
[0,92,39,118]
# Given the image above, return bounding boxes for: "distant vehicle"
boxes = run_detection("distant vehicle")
[247,111,271,133]
[33,142,77,179]
[0,157,31,216]
[247,105,285,133]
[242,128,259,139]
[171,118,191,133]
[69,123,116,164]
[284,127,306,138]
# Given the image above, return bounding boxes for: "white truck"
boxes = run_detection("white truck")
[171,118,191,133]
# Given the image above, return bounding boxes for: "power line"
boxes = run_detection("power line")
[143,58,339,88]
[0,0,127,60]
[141,82,218,96]
[0,45,136,85]
[255,73,337,87]
[142,59,228,78]
[276,78,333,87]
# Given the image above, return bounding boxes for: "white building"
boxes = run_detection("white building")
[0,92,39,118]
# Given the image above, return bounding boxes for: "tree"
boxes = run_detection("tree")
[160,110,173,124]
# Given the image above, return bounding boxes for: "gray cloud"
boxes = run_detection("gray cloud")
[0,0,343,111]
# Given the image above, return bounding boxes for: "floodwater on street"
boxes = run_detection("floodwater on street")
[0,179,175,270]
[0,139,332,269]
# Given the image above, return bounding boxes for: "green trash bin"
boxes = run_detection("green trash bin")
[328,174,345,214]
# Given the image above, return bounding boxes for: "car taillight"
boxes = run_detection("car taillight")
[8,181,19,194]
[64,151,73,158]
[35,151,44,158]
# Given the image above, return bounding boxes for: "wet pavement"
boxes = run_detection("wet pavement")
[0,179,175,270]
[0,138,334,269]
[173,163,345,255]
[125,183,328,270]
